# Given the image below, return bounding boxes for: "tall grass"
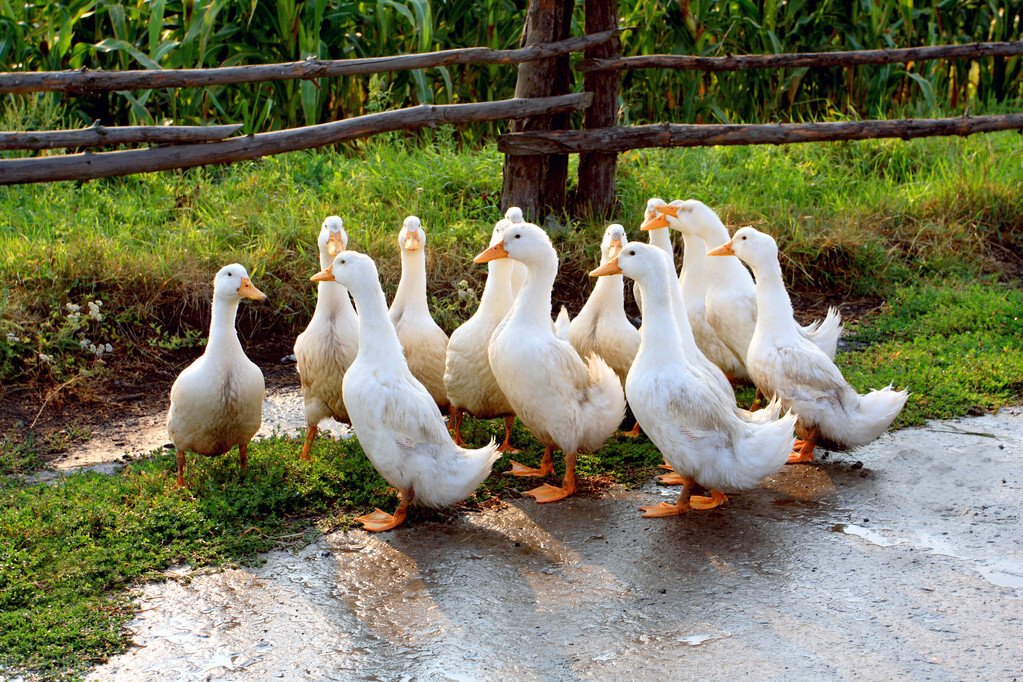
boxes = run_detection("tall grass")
[1,1,1020,132]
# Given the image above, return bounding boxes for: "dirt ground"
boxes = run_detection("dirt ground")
[71,407,1023,681]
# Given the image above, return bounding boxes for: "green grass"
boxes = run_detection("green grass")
[1,134,1023,679]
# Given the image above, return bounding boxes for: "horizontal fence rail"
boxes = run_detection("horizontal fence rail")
[0,30,621,94]
[576,40,1023,73]
[498,114,1023,154]
[0,123,243,151]
[0,93,592,185]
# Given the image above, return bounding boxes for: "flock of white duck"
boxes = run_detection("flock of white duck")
[166,199,908,531]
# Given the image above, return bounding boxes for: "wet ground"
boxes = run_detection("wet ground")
[87,408,1023,680]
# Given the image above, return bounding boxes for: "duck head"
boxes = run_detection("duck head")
[504,206,525,224]
[590,241,668,287]
[639,197,669,231]
[707,225,777,267]
[398,216,425,252]
[602,223,628,262]
[319,215,348,260]
[215,263,266,302]
[311,249,378,293]
[473,222,552,266]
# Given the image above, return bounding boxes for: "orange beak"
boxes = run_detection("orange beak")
[590,257,622,277]
[327,231,346,256]
[403,231,421,251]
[640,209,669,231]
[606,237,623,260]
[238,278,267,301]
[310,265,335,282]
[473,241,509,263]
[706,241,735,257]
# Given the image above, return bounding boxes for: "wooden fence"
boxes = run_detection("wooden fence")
[1,0,1022,220]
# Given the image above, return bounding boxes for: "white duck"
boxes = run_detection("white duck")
[389,216,450,412]
[312,251,500,531]
[569,223,640,384]
[475,222,626,503]
[592,243,797,517]
[632,198,674,312]
[652,200,843,364]
[444,219,520,453]
[710,226,908,463]
[568,223,641,435]
[642,199,748,380]
[167,264,266,487]
[293,216,359,459]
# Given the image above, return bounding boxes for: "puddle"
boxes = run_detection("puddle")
[832,524,1023,594]
[831,523,906,547]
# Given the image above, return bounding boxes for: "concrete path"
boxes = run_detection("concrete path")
[89,409,1023,681]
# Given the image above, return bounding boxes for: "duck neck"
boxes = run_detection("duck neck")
[207,295,243,357]
[647,227,673,255]
[506,250,557,330]
[635,275,684,355]
[350,279,404,360]
[478,258,514,317]
[392,247,429,316]
[679,233,708,305]
[748,258,795,333]
[692,213,750,289]
[314,278,356,321]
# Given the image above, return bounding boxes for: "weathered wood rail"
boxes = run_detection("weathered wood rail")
[0,94,591,185]
[0,30,620,94]
[0,122,243,151]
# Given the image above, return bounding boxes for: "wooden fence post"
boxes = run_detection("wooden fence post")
[500,0,573,221]
[576,0,620,219]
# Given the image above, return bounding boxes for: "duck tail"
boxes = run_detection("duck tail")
[577,353,627,452]
[803,306,843,359]
[836,385,908,448]
[554,305,571,341]
[727,409,798,488]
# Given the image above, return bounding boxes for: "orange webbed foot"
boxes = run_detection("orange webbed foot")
[786,449,815,464]
[639,501,689,518]
[505,460,552,477]
[657,472,688,485]
[354,508,406,532]
[620,423,642,438]
[689,490,728,510]
[524,483,573,504]
[497,442,520,454]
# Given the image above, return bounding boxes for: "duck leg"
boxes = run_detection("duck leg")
[449,407,465,446]
[787,430,818,464]
[176,449,187,488]
[506,444,554,477]
[498,415,519,454]
[239,442,248,475]
[300,426,317,460]
[356,487,412,532]
[525,452,576,503]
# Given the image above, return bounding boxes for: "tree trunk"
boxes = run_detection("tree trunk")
[501,0,573,222]
[576,0,620,219]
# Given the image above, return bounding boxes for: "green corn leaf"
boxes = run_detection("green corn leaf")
[93,38,162,70]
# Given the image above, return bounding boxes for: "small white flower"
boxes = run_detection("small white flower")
[80,339,91,349]
[104,343,113,353]
[38,353,52,363]
[66,303,80,314]
[5,333,15,343]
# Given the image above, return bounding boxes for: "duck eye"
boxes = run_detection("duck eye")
[628,250,635,255]
[741,236,747,240]
[514,234,521,239]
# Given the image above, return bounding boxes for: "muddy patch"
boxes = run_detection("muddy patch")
[90,409,1023,680]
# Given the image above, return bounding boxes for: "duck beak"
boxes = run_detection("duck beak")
[606,237,623,260]
[474,241,509,263]
[590,257,622,277]
[327,232,346,256]
[640,211,669,231]
[310,265,335,282]
[403,231,421,251]
[707,240,735,257]
[238,278,267,301]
